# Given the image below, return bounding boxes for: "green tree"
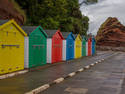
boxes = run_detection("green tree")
[15,0,89,35]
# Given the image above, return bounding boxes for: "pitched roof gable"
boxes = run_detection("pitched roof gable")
[22,26,38,36]
[73,34,78,39]
[22,26,48,38]
[82,36,86,41]
[0,19,27,36]
[74,34,82,41]
[0,20,9,25]
[61,32,71,39]
[45,30,57,38]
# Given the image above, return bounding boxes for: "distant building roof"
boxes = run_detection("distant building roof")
[45,30,57,38]
[22,26,38,36]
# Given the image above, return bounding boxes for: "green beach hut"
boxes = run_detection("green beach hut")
[23,26,48,68]
[82,36,87,56]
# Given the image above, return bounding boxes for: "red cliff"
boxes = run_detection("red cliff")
[0,0,24,25]
[96,17,125,47]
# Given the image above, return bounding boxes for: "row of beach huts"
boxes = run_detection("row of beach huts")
[0,20,96,75]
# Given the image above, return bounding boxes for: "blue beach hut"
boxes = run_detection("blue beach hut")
[92,37,96,55]
[62,32,75,61]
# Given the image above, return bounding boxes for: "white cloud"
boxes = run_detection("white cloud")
[80,0,125,35]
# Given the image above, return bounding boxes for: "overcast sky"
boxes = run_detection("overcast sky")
[80,0,125,35]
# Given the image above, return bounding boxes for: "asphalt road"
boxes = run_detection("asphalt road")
[0,51,117,94]
[40,52,125,94]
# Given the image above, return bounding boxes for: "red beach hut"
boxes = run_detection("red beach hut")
[45,30,64,63]
[88,37,92,56]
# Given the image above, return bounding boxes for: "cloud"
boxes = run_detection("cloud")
[80,0,125,35]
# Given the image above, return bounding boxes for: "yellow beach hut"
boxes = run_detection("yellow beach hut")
[0,20,27,75]
[74,34,82,59]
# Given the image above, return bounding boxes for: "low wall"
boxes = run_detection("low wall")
[96,46,125,52]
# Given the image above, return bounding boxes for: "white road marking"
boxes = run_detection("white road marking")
[85,65,90,69]
[78,68,84,72]
[68,72,76,77]
[25,84,50,94]
[90,63,95,66]
[54,78,64,83]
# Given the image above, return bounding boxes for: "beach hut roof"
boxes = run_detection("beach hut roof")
[61,32,71,39]
[45,30,58,38]
[81,35,87,40]
[73,34,78,39]
[22,26,38,36]
[0,19,27,36]
[0,20,9,25]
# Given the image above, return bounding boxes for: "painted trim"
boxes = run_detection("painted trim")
[62,40,66,61]
[24,37,29,68]
[0,19,27,36]
[47,38,52,63]
[38,26,48,38]
[86,42,88,56]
